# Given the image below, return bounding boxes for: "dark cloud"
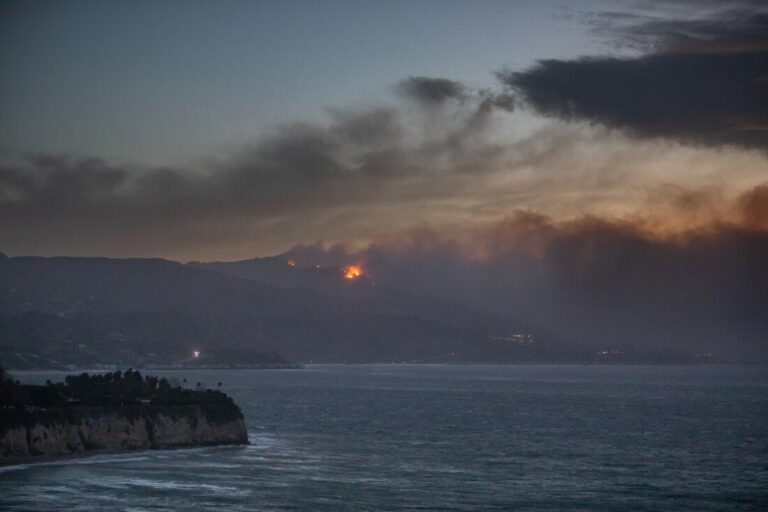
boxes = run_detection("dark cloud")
[501,50,768,150]
[503,2,768,150]
[398,76,515,114]
[397,76,469,104]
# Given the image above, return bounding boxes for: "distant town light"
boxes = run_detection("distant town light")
[193,350,200,358]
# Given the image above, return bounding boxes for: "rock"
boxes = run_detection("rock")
[0,426,29,457]
[0,404,247,462]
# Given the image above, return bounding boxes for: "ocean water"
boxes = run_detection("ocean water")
[1,364,767,511]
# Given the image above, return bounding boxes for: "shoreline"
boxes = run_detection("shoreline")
[5,365,303,372]
[1,372,249,466]
[0,438,250,468]
[6,361,743,373]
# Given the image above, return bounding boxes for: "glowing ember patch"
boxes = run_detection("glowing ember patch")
[343,265,363,279]
[287,259,296,267]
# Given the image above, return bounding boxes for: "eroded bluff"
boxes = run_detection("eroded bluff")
[0,404,247,462]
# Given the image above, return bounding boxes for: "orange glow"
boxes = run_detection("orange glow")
[287,259,296,267]
[343,264,363,279]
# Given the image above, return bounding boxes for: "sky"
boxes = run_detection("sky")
[1,0,767,359]
[0,0,766,260]
[0,0,598,165]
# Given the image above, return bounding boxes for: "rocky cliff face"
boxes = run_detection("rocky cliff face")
[0,404,247,462]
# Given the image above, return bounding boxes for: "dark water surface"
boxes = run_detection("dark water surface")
[2,364,767,511]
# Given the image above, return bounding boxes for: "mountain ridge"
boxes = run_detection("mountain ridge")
[1,255,527,366]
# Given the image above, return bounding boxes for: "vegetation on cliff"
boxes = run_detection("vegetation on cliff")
[1,367,248,461]
[0,367,244,425]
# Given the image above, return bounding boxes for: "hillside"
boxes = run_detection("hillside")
[0,256,525,367]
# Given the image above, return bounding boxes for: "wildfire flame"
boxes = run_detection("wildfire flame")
[287,259,296,267]
[343,265,363,279]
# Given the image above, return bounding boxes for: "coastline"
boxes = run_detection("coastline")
[1,404,248,463]
[1,370,250,466]
[0,437,250,468]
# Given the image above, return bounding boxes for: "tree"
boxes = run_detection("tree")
[158,378,171,393]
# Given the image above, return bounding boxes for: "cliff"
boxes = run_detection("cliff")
[0,403,247,462]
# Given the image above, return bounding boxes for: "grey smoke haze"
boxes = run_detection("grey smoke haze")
[282,185,768,361]
[0,81,526,258]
